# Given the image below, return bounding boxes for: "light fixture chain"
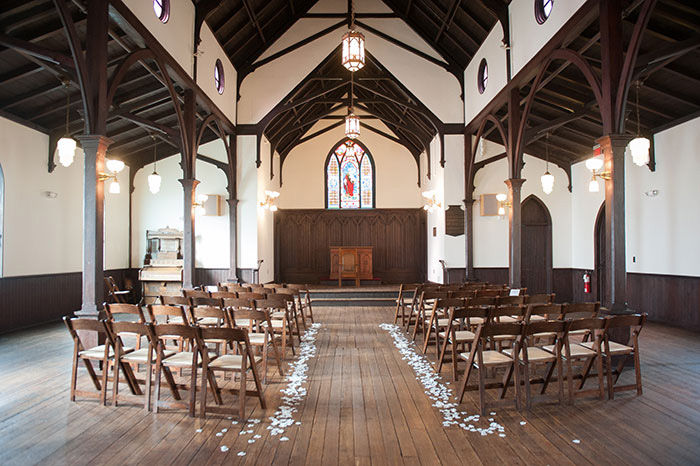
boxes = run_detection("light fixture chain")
[350,0,355,29]
[635,81,641,136]
[545,132,550,170]
[65,85,70,136]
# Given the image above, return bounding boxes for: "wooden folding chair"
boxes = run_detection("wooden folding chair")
[238,292,268,300]
[275,287,307,330]
[106,320,171,410]
[255,298,295,356]
[449,289,477,299]
[525,293,556,305]
[422,297,464,354]
[160,295,189,307]
[183,289,210,299]
[286,284,315,324]
[456,321,523,415]
[229,304,285,382]
[583,314,646,399]
[558,302,600,342]
[542,317,606,403]
[105,276,132,304]
[524,303,562,323]
[497,295,525,306]
[222,284,252,293]
[401,285,425,332]
[210,291,238,299]
[271,292,303,345]
[476,288,503,298]
[151,324,215,417]
[437,305,489,380]
[503,320,568,409]
[104,303,146,351]
[64,317,119,405]
[410,290,449,341]
[393,283,417,326]
[198,327,265,420]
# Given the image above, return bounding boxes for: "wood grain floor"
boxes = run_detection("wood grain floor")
[1,307,699,465]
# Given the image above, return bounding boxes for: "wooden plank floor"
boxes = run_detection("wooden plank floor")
[1,307,699,465]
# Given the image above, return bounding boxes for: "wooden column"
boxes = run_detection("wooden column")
[227,198,239,282]
[179,178,199,289]
[598,135,631,311]
[505,178,525,288]
[76,135,111,317]
[463,132,474,280]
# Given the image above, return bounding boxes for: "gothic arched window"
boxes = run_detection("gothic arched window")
[325,139,375,209]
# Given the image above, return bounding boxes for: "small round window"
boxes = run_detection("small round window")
[153,0,170,23]
[214,59,225,95]
[535,0,553,24]
[477,59,488,94]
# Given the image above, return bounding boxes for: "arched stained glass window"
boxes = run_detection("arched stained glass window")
[326,139,375,209]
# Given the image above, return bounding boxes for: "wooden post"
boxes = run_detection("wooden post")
[597,135,631,311]
[76,135,112,317]
[463,132,474,281]
[227,198,239,282]
[505,178,525,288]
[180,178,199,289]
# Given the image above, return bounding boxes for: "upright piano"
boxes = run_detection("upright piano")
[138,228,183,304]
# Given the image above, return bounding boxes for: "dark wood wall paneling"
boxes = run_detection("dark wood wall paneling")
[274,209,427,284]
[0,268,136,334]
[627,272,700,331]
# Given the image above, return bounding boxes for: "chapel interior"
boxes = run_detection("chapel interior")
[0,0,699,464]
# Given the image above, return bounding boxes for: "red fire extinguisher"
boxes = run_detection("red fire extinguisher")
[583,271,591,294]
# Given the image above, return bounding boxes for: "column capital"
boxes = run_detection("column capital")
[178,178,200,190]
[76,134,113,151]
[226,198,240,207]
[504,178,526,192]
[596,134,632,151]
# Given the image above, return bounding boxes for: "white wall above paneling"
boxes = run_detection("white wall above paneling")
[122,0,195,77]
[197,24,237,124]
[464,25,508,126]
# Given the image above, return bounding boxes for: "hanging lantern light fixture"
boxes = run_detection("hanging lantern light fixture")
[540,133,554,194]
[629,81,650,167]
[345,73,360,139]
[341,0,365,71]
[57,79,77,168]
[147,134,162,194]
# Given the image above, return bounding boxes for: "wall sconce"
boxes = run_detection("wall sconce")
[260,190,280,212]
[99,159,125,194]
[193,193,208,216]
[585,157,610,193]
[422,191,442,212]
[496,193,511,217]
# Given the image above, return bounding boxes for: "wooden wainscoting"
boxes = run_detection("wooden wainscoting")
[274,209,426,284]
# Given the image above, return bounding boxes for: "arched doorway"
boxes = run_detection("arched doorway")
[594,204,606,303]
[521,195,552,294]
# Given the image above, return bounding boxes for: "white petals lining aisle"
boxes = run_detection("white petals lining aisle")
[379,323,505,437]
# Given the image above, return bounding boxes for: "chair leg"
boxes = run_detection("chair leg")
[478,365,487,416]
[633,349,643,396]
[100,359,110,406]
[239,367,247,420]
[70,350,79,402]
[200,364,209,418]
[189,361,198,417]
[112,358,121,407]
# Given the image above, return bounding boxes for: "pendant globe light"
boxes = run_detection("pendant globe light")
[345,73,360,139]
[629,81,650,166]
[540,133,554,194]
[341,0,365,72]
[57,79,77,168]
[147,133,162,194]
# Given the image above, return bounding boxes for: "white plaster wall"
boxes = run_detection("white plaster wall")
[570,159,604,270]
[237,135,259,270]
[626,118,700,276]
[277,125,422,209]
[0,117,128,276]
[257,137,276,283]
[122,0,195,77]
[443,134,465,269]
[197,24,237,124]
[509,0,587,76]
[472,150,572,269]
[424,136,445,283]
[131,141,229,269]
[464,25,508,126]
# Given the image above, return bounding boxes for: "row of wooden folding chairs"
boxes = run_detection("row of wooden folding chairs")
[64,316,266,420]
[449,313,646,415]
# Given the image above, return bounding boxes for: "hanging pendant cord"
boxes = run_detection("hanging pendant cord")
[151,133,158,171]
[545,133,550,171]
[350,0,355,29]
[64,84,70,137]
[350,72,354,109]
[635,81,642,136]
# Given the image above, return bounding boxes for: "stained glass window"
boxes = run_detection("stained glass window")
[326,140,374,209]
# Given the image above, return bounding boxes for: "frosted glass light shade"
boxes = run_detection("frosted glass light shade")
[148,171,161,194]
[541,171,554,194]
[109,180,120,194]
[629,137,650,166]
[57,137,77,167]
[496,193,507,202]
[585,157,604,172]
[341,30,365,71]
[497,206,506,216]
[345,111,360,139]
[106,159,125,173]
[589,178,600,193]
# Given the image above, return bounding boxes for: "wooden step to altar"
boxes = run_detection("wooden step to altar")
[319,278,383,286]
[309,289,398,307]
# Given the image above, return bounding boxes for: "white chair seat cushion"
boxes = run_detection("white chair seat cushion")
[581,340,633,354]
[503,346,556,362]
[568,329,589,336]
[235,319,253,327]
[122,348,174,363]
[247,333,268,345]
[167,317,185,324]
[439,330,475,342]
[263,320,286,329]
[209,354,262,370]
[529,315,546,321]
[197,317,220,326]
[469,317,485,325]
[533,331,557,338]
[435,318,453,327]
[162,351,216,367]
[498,315,520,323]
[544,343,596,357]
[80,345,133,359]
[458,350,512,366]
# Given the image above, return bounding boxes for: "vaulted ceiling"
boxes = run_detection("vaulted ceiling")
[0,0,698,177]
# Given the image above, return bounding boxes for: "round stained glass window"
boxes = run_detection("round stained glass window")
[535,0,554,24]
[153,0,170,23]
[477,59,488,94]
[214,59,225,95]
